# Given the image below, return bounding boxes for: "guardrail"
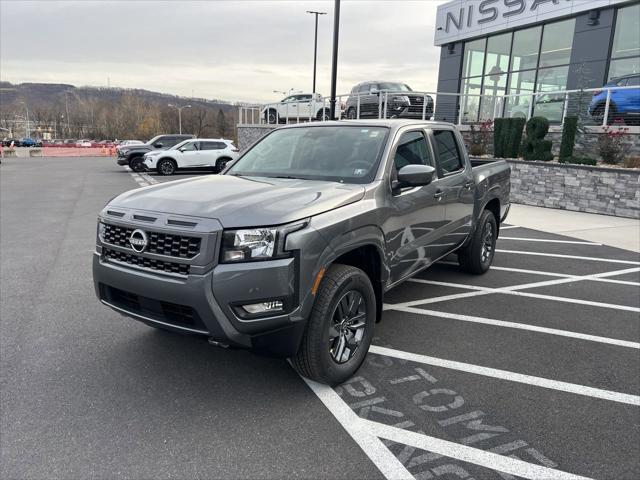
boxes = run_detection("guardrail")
[238,85,639,128]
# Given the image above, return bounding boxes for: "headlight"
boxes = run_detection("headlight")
[221,228,277,262]
[220,222,307,263]
[97,221,106,242]
[392,95,410,104]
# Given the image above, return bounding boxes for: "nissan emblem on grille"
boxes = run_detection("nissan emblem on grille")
[129,229,148,253]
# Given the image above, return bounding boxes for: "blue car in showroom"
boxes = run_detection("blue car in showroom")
[589,74,640,125]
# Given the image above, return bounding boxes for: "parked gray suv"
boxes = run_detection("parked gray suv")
[93,120,510,385]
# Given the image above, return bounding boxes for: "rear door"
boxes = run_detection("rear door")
[384,129,448,285]
[429,128,475,249]
[199,141,227,165]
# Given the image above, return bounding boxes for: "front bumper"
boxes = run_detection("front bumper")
[116,157,129,166]
[93,251,306,357]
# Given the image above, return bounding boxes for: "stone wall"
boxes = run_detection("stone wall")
[237,125,276,150]
[507,160,639,219]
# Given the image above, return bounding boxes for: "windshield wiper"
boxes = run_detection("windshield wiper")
[273,175,302,179]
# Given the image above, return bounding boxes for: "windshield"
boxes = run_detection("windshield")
[378,83,412,92]
[227,126,388,184]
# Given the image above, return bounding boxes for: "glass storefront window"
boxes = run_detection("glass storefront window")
[480,71,507,120]
[539,19,575,68]
[462,38,487,78]
[611,3,640,60]
[460,77,483,122]
[534,66,569,122]
[505,70,536,118]
[609,57,640,79]
[510,26,542,72]
[485,33,512,77]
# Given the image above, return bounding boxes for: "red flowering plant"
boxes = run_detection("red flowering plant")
[468,118,493,156]
[598,123,630,164]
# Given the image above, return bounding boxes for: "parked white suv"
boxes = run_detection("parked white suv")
[262,93,335,124]
[142,138,239,175]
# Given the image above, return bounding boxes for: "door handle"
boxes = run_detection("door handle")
[434,190,444,199]
[464,181,474,190]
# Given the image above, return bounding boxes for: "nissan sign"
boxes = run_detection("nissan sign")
[434,0,631,45]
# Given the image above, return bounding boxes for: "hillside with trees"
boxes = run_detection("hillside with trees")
[0,81,239,141]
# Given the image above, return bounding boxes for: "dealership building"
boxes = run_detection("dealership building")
[433,0,640,123]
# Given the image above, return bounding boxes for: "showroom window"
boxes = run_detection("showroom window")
[608,3,640,79]
[460,18,576,123]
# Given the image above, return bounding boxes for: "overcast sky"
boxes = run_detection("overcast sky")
[0,0,445,103]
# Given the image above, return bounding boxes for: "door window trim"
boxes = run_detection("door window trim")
[428,129,466,178]
[386,127,439,194]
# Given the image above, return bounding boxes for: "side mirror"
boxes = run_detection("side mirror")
[370,89,379,95]
[178,147,185,152]
[396,164,436,188]
[154,142,163,148]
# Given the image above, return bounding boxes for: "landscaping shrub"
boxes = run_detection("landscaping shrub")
[559,116,578,160]
[598,125,630,164]
[558,156,597,166]
[492,118,524,158]
[505,117,525,158]
[522,116,553,161]
[493,118,506,158]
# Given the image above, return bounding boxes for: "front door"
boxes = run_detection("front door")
[178,141,201,167]
[384,130,448,285]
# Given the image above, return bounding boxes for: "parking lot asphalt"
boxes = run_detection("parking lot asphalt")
[1,156,639,480]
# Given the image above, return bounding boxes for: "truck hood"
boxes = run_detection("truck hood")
[109,175,365,228]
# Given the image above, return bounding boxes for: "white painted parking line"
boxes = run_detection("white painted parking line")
[498,225,520,230]
[369,345,640,406]
[363,420,594,480]
[303,376,595,480]
[301,377,413,480]
[499,237,601,245]
[123,166,158,187]
[384,305,640,349]
[496,249,640,265]
[396,267,640,311]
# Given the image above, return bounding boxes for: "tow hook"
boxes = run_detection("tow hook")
[208,338,230,348]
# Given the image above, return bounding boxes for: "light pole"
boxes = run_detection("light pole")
[306,10,326,94]
[329,0,341,119]
[20,101,30,137]
[168,103,191,134]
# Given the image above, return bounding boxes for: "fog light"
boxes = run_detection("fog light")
[241,300,284,315]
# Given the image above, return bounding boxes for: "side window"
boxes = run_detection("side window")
[201,141,225,150]
[393,131,433,172]
[297,95,312,102]
[433,130,464,175]
[282,96,296,103]
[626,76,640,86]
[358,84,370,93]
[180,141,198,151]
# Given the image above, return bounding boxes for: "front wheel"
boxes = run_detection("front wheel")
[457,209,497,274]
[129,157,145,172]
[157,158,177,176]
[292,264,375,386]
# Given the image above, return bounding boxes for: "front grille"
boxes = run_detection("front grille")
[407,95,433,115]
[104,248,190,275]
[103,223,201,259]
[100,284,208,332]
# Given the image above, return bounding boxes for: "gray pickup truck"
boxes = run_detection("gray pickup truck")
[93,120,510,385]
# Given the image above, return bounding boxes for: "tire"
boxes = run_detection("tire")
[316,108,330,121]
[214,156,231,173]
[265,109,278,124]
[129,156,145,172]
[457,209,497,275]
[292,264,376,386]
[346,107,357,120]
[157,158,177,176]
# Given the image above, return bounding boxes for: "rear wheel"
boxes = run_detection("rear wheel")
[265,109,278,124]
[292,264,375,386]
[316,108,330,121]
[214,156,231,173]
[157,158,177,176]
[457,209,497,275]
